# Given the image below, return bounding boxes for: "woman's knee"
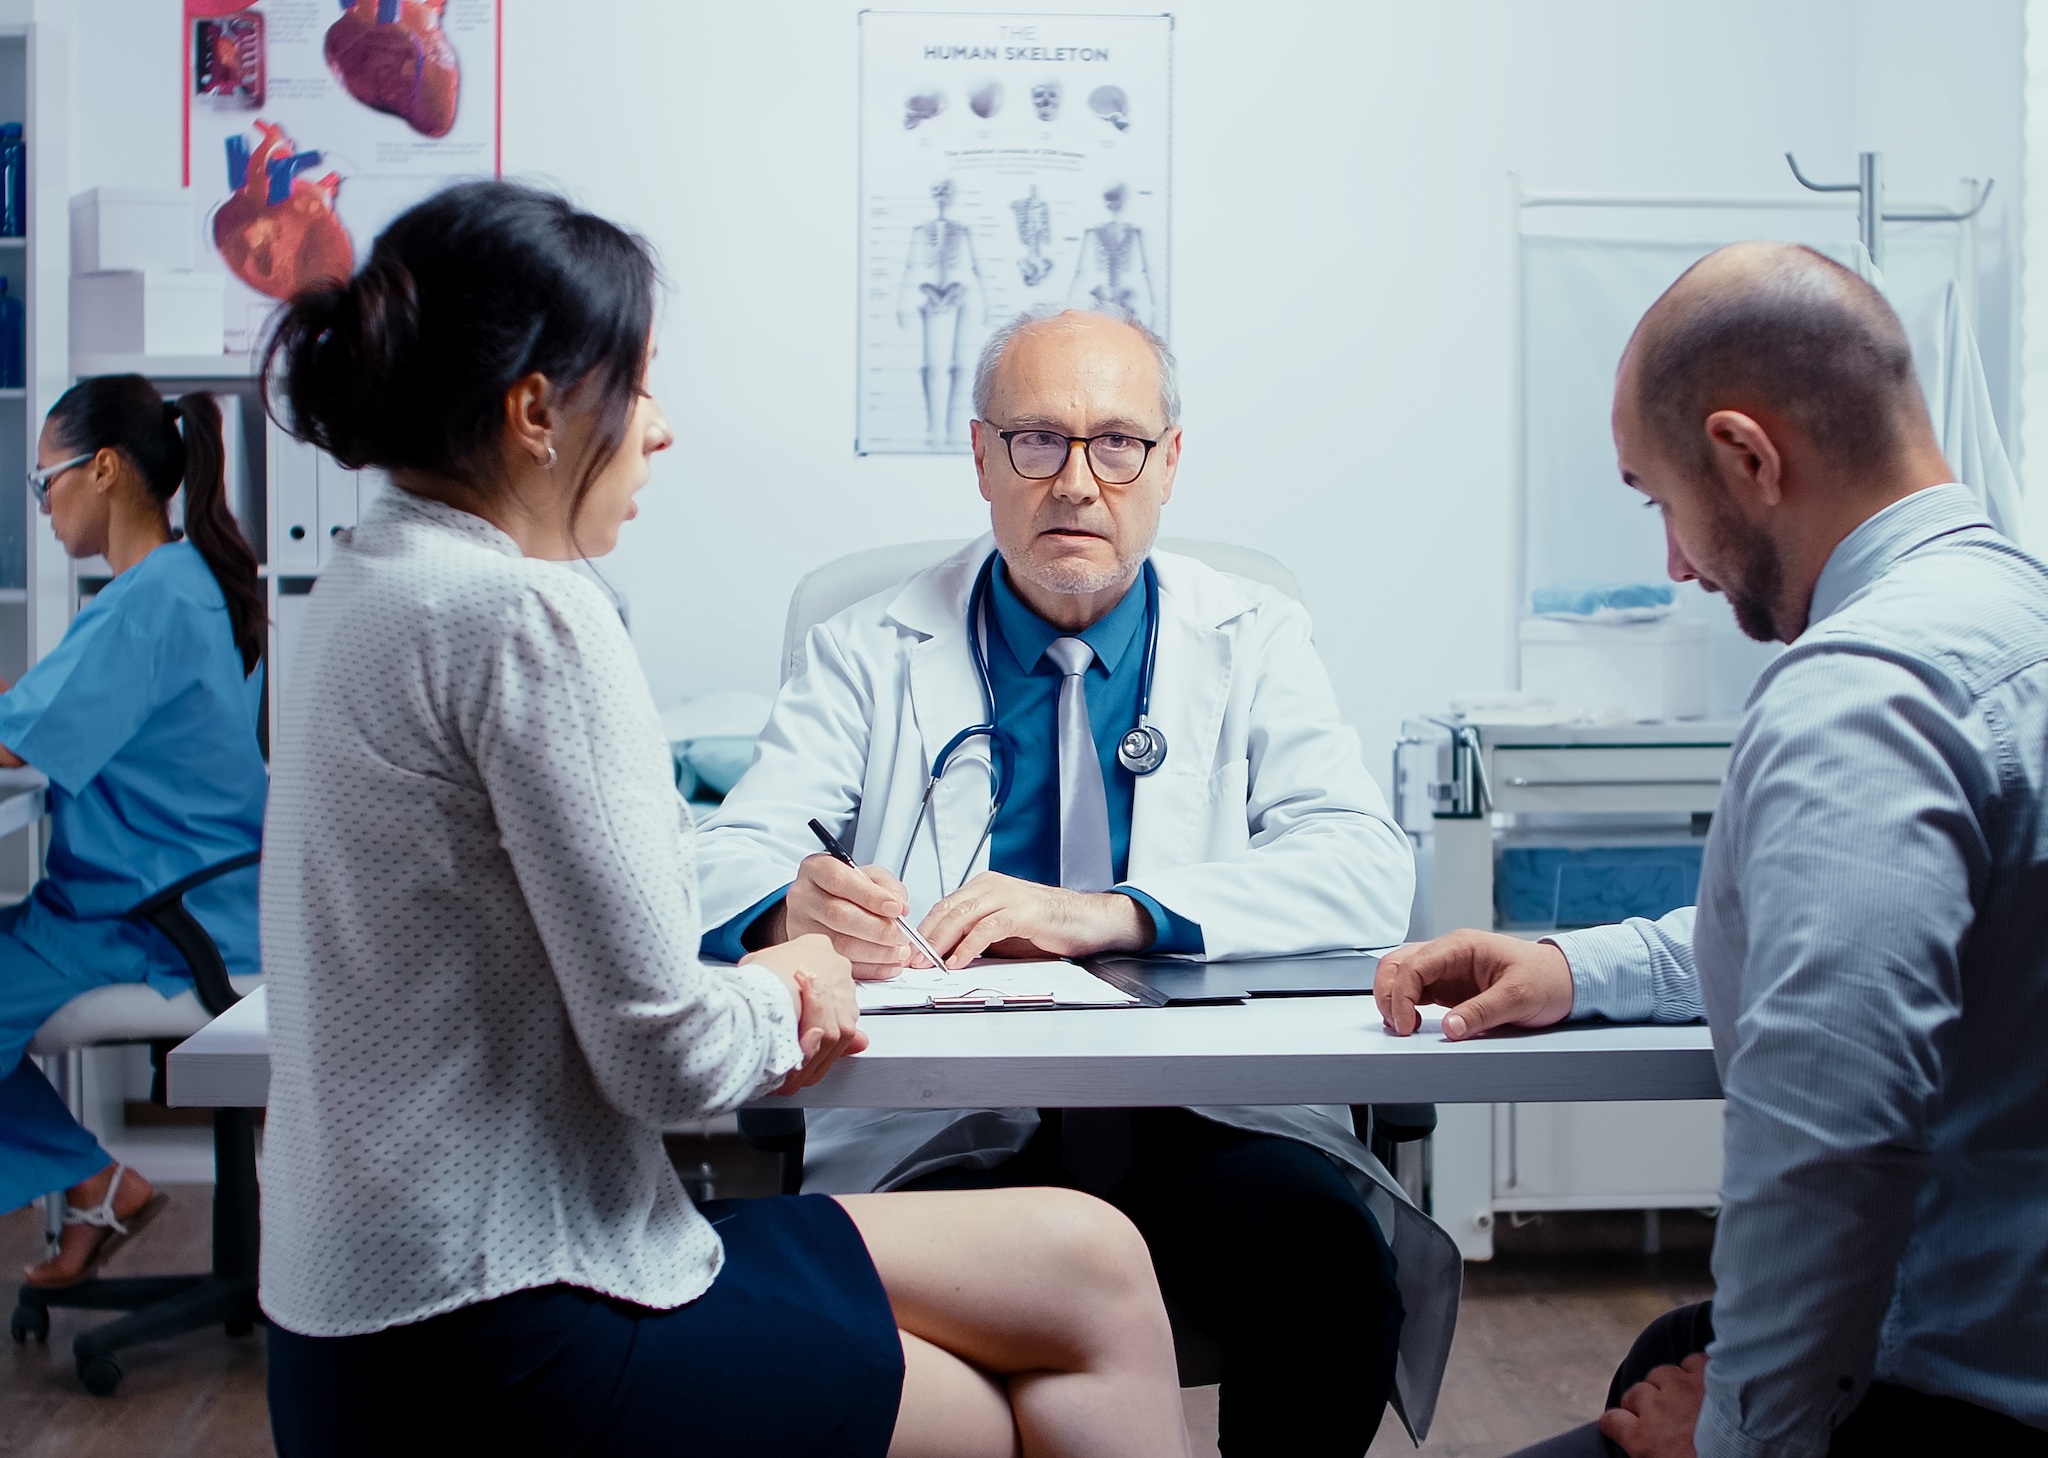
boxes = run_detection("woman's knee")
[1013,1187,1161,1311]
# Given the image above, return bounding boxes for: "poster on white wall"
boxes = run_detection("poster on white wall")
[181,0,501,353]
[857,11,1172,455]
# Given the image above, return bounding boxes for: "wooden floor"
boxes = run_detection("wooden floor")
[2,1145,1712,1457]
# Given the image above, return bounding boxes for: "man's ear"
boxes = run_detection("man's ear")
[969,418,994,503]
[1702,409,1783,512]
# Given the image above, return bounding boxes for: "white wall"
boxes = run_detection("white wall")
[54,0,2027,786]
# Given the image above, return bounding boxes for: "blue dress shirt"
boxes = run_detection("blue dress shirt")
[984,562,1202,952]
[703,559,1202,961]
[1555,486,2048,1457]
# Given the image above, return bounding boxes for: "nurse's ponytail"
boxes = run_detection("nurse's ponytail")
[47,375,266,676]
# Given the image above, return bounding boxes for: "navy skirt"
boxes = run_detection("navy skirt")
[268,1195,904,1458]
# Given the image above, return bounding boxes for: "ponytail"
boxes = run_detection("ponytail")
[168,394,265,676]
[47,375,266,676]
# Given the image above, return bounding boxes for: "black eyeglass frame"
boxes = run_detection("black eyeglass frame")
[993,428,1161,486]
[28,453,93,508]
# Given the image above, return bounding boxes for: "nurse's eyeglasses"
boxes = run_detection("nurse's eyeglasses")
[28,454,93,507]
[996,429,1159,486]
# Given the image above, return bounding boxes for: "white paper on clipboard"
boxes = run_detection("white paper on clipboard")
[857,958,1137,1011]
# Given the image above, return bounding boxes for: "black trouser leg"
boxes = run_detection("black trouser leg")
[899,1110,1405,1456]
[1113,1111,1403,1458]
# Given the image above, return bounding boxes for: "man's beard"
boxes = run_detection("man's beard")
[1700,487,1786,643]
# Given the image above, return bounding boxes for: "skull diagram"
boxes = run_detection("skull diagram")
[904,90,946,130]
[969,79,1002,119]
[1088,84,1130,132]
[1031,79,1062,122]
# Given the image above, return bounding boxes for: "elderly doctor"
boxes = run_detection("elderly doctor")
[697,305,1457,1456]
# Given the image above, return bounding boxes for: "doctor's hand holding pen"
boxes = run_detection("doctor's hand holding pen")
[738,933,869,1094]
[776,851,1153,977]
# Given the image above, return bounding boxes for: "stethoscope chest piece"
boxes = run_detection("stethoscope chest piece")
[1117,721,1169,776]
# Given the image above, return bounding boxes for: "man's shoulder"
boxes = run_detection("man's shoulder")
[1794,528,2048,694]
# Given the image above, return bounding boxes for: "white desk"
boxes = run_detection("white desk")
[167,985,1719,1111]
[0,766,47,839]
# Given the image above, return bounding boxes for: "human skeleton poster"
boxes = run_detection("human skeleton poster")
[857,12,1173,455]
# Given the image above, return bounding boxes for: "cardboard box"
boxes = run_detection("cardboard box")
[1520,617,1710,723]
[69,189,196,274]
[70,270,226,356]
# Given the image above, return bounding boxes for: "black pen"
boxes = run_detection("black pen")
[807,819,949,971]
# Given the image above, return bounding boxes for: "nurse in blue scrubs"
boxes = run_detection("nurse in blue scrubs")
[0,375,266,1288]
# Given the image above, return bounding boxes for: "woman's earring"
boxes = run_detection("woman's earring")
[543,445,558,469]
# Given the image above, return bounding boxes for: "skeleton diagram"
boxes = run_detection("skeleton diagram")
[1067,183,1154,328]
[897,179,987,446]
[1011,186,1053,287]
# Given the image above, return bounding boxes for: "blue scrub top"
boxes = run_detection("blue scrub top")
[0,540,266,995]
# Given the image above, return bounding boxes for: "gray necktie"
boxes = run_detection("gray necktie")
[1043,636,1114,892]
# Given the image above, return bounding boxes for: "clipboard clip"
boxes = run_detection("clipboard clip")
[930,988,1058,1010]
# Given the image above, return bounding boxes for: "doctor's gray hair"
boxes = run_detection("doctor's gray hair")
[972,305,1181,427]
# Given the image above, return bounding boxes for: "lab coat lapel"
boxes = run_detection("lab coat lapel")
[896,539,1000,909]
[1127,554,1238,880]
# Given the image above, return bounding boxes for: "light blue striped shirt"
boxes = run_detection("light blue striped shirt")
[1556,485,2048,1457]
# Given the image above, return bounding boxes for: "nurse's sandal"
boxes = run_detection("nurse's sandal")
[22,1163,168,1290]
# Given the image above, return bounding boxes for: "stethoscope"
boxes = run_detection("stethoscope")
[900,551,1169,892]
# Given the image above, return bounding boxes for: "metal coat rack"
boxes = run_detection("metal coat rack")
[1785,151,1993,273]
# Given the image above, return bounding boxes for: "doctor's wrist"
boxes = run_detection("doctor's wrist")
[1092,890,1154,954]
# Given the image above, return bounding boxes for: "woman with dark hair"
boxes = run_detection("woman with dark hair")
[257,178,1187,1458]
[0,375,267,1287]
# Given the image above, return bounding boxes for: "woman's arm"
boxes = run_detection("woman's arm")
[469,580,822,1124]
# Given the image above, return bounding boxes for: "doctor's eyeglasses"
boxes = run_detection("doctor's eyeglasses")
[28,454,93,507]
[996,429,1159,486]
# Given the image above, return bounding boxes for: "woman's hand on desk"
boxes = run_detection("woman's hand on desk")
[1375,930,1576,1040]
[740,934,871,1093]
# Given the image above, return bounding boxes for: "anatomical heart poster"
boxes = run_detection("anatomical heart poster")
[183,0,501,353]
[857,11,1172,455]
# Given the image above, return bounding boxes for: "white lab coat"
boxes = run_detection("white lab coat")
[696,537,1460,1439]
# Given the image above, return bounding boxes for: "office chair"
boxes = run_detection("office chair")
[9,850,262,1397]
[740,540,1436,1387]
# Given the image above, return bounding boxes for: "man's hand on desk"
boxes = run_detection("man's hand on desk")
[916,872,1151,970]
[739,934,870,1094]
[1375,930,1576,1040]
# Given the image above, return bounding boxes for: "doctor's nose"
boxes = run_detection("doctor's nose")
[1050,441,1100,501]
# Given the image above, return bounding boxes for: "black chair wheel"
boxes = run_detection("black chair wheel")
[10,1301,48,1344]
[224,1317,253,1338]
[77,1351,122,1396]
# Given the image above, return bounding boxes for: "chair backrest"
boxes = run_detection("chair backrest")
[780,537,1303,683]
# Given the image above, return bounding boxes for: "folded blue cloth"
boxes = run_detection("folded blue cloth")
[1531,581,1675,618]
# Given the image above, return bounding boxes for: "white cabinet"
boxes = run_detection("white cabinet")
[1395,716,1734,1259]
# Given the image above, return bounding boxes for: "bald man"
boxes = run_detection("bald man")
[697,305,1458,1455]
[1381,242,2048,1457]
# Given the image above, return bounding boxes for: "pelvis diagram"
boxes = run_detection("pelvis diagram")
[214,121,354,300]
[326,0,460,139]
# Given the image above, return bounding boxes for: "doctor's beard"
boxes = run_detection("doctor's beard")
[1003,501,1163,597]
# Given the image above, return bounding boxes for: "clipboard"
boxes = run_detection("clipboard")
[1083,951,1382,1006]
[856,958,1156,1015]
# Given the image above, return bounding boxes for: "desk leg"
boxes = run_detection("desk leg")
[1430,1101,1495,1260]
